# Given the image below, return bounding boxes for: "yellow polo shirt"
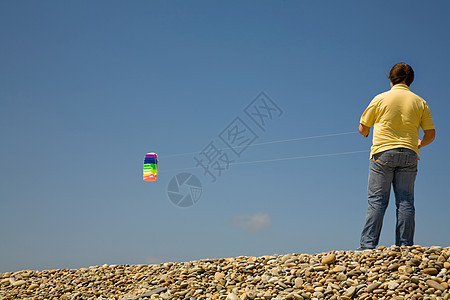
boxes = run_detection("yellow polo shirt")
[360,84,434,158]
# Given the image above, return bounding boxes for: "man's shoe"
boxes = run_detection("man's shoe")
[356,247,374,251]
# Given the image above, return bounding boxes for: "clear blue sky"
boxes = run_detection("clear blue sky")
[1,1,449,272]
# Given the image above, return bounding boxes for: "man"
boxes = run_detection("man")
[358,62,435,250]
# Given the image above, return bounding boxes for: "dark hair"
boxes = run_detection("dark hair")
[388,62,414,86]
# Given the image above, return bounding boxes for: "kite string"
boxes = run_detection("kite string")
[230,150,368,166]
[162,131,359,158]
[161,149,368,173]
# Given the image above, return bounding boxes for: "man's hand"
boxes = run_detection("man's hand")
[418,129,436,149]
[358,123,370,138]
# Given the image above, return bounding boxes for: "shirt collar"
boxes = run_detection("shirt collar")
[391,84,410,91]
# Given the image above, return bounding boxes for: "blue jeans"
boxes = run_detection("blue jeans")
[360,148,418,248]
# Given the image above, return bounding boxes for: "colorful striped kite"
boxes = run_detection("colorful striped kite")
[143,153,158,182]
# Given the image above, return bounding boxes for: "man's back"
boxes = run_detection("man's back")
[360,84,434,157]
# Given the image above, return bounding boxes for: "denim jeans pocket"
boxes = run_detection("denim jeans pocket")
[405,152,418,167]
[372,152,392,166]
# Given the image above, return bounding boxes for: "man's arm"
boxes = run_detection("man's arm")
[359,123,370,138]
[418,129,436,149]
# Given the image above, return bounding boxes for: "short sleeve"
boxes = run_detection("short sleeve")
[421,102,435,130]
[360,97,378,127]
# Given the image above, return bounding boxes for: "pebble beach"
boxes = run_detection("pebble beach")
[1,245,449,300]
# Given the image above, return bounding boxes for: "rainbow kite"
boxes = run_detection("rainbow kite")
[143,153,158,182]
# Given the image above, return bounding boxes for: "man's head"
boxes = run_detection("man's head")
[388,62,414,86]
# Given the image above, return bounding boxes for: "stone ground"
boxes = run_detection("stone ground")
[1,245,449,300]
